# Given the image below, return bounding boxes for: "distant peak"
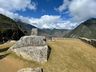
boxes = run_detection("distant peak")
[86,18,96,21]
[0,14,6,17]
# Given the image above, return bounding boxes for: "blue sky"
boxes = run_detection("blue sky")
[16,0,64,18]
[17,0,72,20]
[0,0,96,29]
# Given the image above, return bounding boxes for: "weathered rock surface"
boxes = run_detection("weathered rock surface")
[31,28,38,35]
[17,67,43,72]
[9,36,50,63]
[11,36,46,48]
[79,37,96,47]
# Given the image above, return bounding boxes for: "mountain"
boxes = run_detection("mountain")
[65,18,96,39]
[0,14,70,42]
[0,14,24,43]
[16,21,37,35]
[16,21,70,38]
[38,29,70,38]
[0,14,18,29]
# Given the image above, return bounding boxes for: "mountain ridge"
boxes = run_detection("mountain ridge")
[65,18,96,39]
[0,14,70,41]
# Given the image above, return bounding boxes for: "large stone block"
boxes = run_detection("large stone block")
[17,67,43,72]
[9,36,50,63]
[11,36,46,48]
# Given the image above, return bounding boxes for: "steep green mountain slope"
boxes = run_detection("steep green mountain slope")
[38,29,70,38]
[16,21,37,35]
[16,21,70,38]
[0,14,18,30]
[65,18,96,39]
[0,14,70,42]
[0,14,24,43]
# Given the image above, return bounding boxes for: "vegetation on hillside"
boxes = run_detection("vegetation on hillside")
[65,18,96,39]
[0,14,24,43]
[0,14,18,29]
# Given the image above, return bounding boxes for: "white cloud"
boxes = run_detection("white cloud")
[56,0,70,12]
[28,15,76,29]
[0,8,76,29]
[28,2,37,10]
[57,0,96,22]
[0,8,31,23]
[29,15,61,29]
[0,8,19,18]
[0,0,37,11]
[0,0,77,29]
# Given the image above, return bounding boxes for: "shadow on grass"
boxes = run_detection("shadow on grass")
[0,53,9,59]
[0,47,10,60]
[41,68,43,72]
[47,46,51,60]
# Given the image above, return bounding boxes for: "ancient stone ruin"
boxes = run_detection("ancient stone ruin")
[31,28,38,36]
[79,37,96,47]
[9,36,50,63]
[17,67,43,72]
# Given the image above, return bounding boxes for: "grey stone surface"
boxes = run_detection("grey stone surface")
[9,36,49,63]
[11,36,46,48]
[79,37,96,47]
[79,37,91,43]
[17,67,43,72]
[31,28,38,35]
[91,39,96,47]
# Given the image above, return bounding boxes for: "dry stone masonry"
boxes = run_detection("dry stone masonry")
[17,67,43,72]
[9,36,50,63]
[79,37,96,47]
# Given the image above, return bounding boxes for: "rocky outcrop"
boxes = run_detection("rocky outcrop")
[79,37,96,47]
[31,28,38,35]
[91,39,96,47]
[17,67,43,72]
[9,36,50,63]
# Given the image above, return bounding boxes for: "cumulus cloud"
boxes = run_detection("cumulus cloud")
[0,0,77,29]
[0,0,37,23]
[56,0,70,12]
[0,8,76,29]
[28,15,76,29]
[57,0,96,22]
[0,8,31,23]
[0,0,37,11]
[0,8,18,18]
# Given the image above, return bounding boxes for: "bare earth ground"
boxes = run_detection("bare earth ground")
[0,39,96,72]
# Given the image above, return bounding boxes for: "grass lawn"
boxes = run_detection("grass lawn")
[0,39,96,72]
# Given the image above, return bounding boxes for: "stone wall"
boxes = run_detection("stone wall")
[79,37,96,47]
